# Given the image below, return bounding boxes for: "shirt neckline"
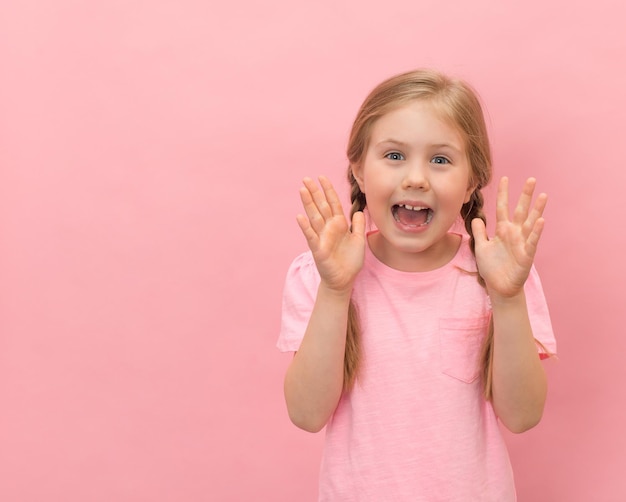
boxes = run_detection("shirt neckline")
[364,230,470,280]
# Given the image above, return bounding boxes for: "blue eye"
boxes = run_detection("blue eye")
[431,156,450,164]
[385,152,404,161]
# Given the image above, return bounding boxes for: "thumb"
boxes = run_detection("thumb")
[470,217,488,247]
[351,211,366,240]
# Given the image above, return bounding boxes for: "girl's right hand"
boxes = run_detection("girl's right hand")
[296,176,366,293]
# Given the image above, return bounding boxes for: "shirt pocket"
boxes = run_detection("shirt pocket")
[439,316,490,383]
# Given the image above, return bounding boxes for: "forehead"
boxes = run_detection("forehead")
[370,99,466,149]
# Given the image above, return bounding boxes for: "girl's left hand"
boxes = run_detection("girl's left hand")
[471,177,547,300]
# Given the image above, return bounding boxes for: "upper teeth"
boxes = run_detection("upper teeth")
[400,204,427,211]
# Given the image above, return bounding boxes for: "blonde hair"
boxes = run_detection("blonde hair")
[343,69,495,398]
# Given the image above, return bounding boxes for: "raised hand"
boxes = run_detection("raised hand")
[297,176,366,292]
[471,177,547,300]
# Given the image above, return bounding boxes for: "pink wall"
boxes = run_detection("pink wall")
[1,1,624,500]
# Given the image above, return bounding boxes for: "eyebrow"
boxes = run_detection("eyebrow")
[376,139,462,152]
[430,143,462,152]
[376,139,410,148]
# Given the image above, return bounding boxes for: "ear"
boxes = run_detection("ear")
[464,183,477,204]
[351,163,365,193]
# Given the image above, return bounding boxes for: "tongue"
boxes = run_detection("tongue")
[396,206,429,226]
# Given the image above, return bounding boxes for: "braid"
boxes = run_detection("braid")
[348,170,367,220]
[343,170,367,391]
[462,190,487,288]
[463,189,495,400]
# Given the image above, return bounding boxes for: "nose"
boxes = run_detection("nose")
[401,161,429,190]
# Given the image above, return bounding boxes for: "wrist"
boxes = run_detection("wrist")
[488,289,526,308]
[318,281,354,300]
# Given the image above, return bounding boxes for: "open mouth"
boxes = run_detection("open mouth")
[392,204,433,227]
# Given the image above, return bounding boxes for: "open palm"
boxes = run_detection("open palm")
[471,177,547,299]
[297,176,366,292]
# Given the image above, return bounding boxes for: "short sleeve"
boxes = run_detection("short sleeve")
[524,265,557,357]
[276,252,321,352]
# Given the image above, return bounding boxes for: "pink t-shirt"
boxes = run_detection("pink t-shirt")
[278,233,556,502]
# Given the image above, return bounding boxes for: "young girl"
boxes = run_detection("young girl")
[277,69,556,501]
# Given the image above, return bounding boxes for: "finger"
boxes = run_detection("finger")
[495,177,510,223]
[512,177,537,225]
[471,217,489,248]
[525,216,545,257]
[319,175,345,217]
[350,210,366,240]
[303,177,333,221]
[296,213,320,252]
[522,192,547,239]
[299,181,326,234]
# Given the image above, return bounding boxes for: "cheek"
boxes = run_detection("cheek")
[458,169,474,203]
[363,172,393,199]
[439,176,472,207]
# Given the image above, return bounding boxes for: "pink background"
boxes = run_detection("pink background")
[1,1,624,500]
